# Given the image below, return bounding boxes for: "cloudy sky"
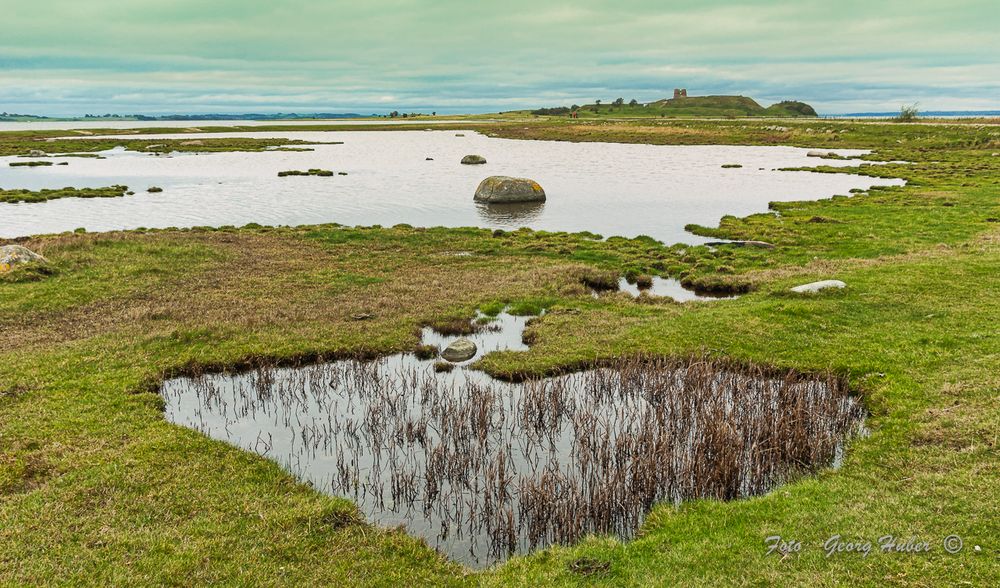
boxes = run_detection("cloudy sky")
[2,0,998,116]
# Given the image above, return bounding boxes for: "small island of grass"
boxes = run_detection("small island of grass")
[9,160,53,167]
[278,168,335,177]
[0,185,129,204]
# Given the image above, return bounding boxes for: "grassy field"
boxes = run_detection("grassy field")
[0,118,998,586]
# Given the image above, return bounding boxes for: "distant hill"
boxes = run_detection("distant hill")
[527,94,818,118]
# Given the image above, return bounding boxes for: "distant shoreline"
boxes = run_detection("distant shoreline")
[823,110,1000,119]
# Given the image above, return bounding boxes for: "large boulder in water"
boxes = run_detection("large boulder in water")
[461,154,487,165]
[441,338,477,363]
[0,245,48,273]
[474,176,546,204]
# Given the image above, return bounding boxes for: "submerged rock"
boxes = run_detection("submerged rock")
[461,154,487,165]
[790,279,846,293]
[441,338,477,362]
[474,176,546,204]
[0,245,48,273]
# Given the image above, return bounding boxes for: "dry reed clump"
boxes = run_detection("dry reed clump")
[164,355,863,566]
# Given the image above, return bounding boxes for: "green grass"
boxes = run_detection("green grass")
[1,119,998,585]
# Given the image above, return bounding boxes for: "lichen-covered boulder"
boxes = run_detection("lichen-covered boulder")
[0,245,48,273]
[461,154,487,165]
[474,176,546,204]
[441,338,477,363]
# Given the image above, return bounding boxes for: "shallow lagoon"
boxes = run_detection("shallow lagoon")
[0,130,902,241]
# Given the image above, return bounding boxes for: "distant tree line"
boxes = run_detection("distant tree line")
[385,111,436,118]
[530,107,572,115]
[531,98,644,116]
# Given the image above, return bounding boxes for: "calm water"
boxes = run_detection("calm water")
[615,277,737,301]
[161,311,862,567]
[0,130,902,241]
[0,119,475,132]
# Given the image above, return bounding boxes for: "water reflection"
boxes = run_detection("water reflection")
[617,277,738,302]
[475,201,546,225]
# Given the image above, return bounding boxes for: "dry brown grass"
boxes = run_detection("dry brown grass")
[0,229,589,353]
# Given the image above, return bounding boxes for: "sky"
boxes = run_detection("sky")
[1,0,998,116]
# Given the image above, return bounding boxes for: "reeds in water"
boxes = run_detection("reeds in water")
[162,354,863,567]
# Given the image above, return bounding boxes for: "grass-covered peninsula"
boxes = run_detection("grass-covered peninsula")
[0,119,998,586]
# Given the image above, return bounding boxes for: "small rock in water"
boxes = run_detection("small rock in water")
[426,157,434,160]
[474,176,546,204]
[0,245,48,273]
[461,154,487,165]
[806,150,838,158]
[790,279,846,293]
[441,338,477,362]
